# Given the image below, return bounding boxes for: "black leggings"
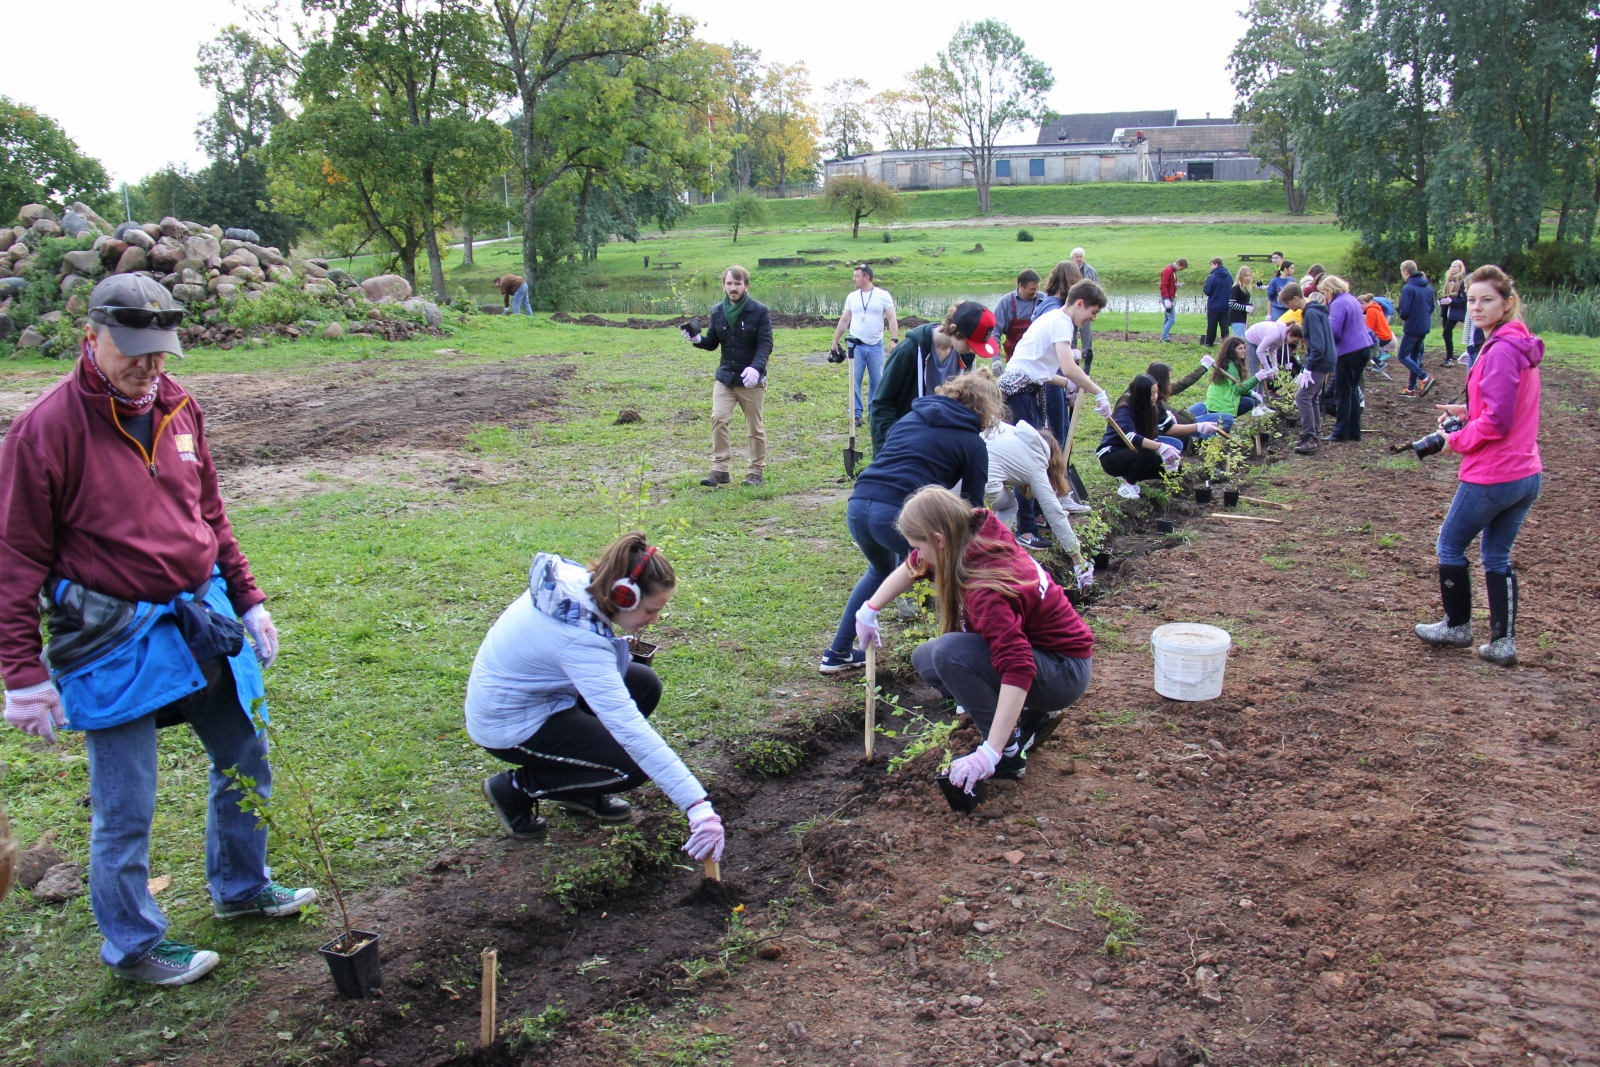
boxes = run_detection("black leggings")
[1205,311,1227,346]
[1099,446,1165,484]
[484,663,662,801]
[1442,320,1459,361]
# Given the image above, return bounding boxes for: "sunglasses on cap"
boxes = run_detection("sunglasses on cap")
[92,306,185,330]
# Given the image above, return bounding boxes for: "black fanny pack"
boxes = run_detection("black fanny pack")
[41,577,245,676]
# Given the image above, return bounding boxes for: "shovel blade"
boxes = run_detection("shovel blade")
[844,441,862,479]
[1067,464,1089,506]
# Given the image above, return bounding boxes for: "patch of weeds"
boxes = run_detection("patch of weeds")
[508,1005,568,1053]
[543,817,688,912]
[1093,708,1139,727]
[1562,849,1583,869]
[1091,788,1109,803]
[888,709,957,773]
[1375,532,1403,548]
[1261,555,1295,571]
[738,736,805,777]
[962,941,1005,964]
[1057,878,1144,955]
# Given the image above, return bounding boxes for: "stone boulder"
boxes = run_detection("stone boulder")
[300,261,328,279]
[59,275,92,297]
[228,264,263,283]
[32,862,83,903]
[140,223,162,242]
[120,227,154,251]
[221,248,259,271]
[0,315,13,341]
[303,280,335,296]
[60,211,93,237]
[245,243,285,266]
[150,241,187,272]
[70,202,112,231]
[479,304,504,315]
[65,294,86,315]
[0,278,28,296]
[172,283,208,305]
[13,839,66,889]
[158,217,186,239]
[99,239,128,270]
[215,282,239,301]
[113,221,143,241]
[181,221,206,235]
[185,234,220,262]
[321,320,344,340]
[114,246,148,274]
[224,227,261,243]
[181,267,207,286]
[267,264,293,284]
[326,267,356,288]
[360,274,411,304]
[61,249,101,275]
[401,297,443,327]
[30,217,62,238]
[16,325,45,348]
[17,204,56,223]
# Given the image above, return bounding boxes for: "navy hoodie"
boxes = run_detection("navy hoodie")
[853,395,988,509]
[1398,273,1435,336]
[1202,265,1234,313]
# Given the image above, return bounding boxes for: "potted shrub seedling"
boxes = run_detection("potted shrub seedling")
[226,703,381,998]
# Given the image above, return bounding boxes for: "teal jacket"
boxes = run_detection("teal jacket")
[1202,374,1260,417]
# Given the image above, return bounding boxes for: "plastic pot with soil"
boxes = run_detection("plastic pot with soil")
[320,930,383,998]
[1195,486,1213,504]
[628,638,658,666]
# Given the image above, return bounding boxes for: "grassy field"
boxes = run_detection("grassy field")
[7,311,1590,1064]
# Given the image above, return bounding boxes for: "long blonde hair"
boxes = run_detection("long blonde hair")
[896,487,1029,635]
[1443,259,1467,297]
[1017,430,1070,499]
[1236,266,1253,289]
[934,369,1004,432]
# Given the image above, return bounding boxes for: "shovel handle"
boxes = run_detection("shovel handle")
[1104,414,1137,451]
[704,858,721,881]
[864,643,877,762]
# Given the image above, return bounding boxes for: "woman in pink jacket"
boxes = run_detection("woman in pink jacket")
[1414,266,1541,666]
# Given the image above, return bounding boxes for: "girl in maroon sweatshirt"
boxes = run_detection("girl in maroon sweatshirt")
[851,486,1093,790]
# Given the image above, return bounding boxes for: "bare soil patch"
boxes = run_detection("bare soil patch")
[176,361,1598,1067]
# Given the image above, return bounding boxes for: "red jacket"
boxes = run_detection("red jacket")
[909,511,1093,690]
[1160,265,1179,301]
[0,361,263,688]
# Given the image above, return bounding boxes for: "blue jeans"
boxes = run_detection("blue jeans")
[1161,304,1176,341]
[850,341,885,419]
[1437,474,1542,572]
[1230,321,1246,337]
[1004,389,1049,534]
[1188,396,1255,432]
[1398,333,1427,388]
[510,282,532,315]
[832,497,913,654]
[1043,385,1069,449]
[85,664,272,968]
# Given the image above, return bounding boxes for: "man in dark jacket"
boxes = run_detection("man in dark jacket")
[867,300,996,456]
[0,275,313,987]
[1201,258,1233,346]
[1395,261,1437,397]
[684,265,774,486]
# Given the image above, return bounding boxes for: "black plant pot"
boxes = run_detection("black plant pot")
[320,930,382,998]
[1224,489,1240,507]
[1093,552,1110,571]
[629,639,658,666]
[936,771,987,813]
[1155,519,1175,533]
[1195,487,1213,504]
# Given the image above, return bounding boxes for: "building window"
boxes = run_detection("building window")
[1029,158,1045,177]
[995,159,1011,178]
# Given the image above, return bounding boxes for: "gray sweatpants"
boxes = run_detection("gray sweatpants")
[911,632,1092,742]
[1295,370,1330,442]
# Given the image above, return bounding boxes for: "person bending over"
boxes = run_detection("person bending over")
[1187,337,1275,431]
[1414,266,1542,667]
[465,534,725,868]
[1100,373,1217,499]
[821,373,1004,674]
[854,486,1094,788]
[983,419,1092,586]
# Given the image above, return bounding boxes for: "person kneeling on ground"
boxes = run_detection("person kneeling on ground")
[1143,361,1217,453]
[465,534,725,867]
[983,419,1093,587]
[1100,373,1219,499]
[855,486,1095,789]
[1187,336,1276,431]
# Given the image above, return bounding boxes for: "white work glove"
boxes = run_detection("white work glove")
[1072,559,1095,590]
[740,366,760,388]
[1092,391,1113,418]
[1156,441,1181,471]
[948,742,1000,795]
[684,801,725,862]
[1258,365,1279,381]
[1195,421,1220,436]
[680,327,697,343]
[242,604,279,668]
[1200,355,1215,369]
[4,680,66,744]
[855,602,882,649]
[1162,298,1173,311]
[1296,369,1315,390]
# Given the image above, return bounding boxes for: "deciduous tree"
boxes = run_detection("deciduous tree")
[724,191,768,242]
[1228,0,1331,216]
[821,174,902,238]
[0,98,111,222]
[822,77,873,159]
[938,21,1053,214]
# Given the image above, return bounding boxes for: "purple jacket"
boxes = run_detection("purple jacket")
[1327,292,1369,357]
[1450,319,1542,485]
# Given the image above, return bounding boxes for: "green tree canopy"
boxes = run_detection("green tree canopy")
[938,20,1054,214]
[0,98,111,222]
[821,173,902,238]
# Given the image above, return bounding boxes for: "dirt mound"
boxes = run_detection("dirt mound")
[549,311,930,331]
[189,356,573,468]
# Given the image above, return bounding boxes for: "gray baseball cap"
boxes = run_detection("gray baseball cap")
[86,275,185,358]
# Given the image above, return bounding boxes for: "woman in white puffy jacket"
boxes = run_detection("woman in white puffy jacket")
[464,532,724,863]
[984,420,1094,589]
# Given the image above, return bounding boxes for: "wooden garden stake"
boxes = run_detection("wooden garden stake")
[864,643,877,763]
[704,858,722,881]
[479,948,497,1047]
[1237,495,1292,511]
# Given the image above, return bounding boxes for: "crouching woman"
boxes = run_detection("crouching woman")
[854,486,1094,790]
[464,534,724,865]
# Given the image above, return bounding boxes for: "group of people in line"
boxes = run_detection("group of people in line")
[0,246,1542,991]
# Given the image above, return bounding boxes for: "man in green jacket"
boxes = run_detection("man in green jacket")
[867,301,996,456]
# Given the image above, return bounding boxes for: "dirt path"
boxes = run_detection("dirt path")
[169,358,1596,1067]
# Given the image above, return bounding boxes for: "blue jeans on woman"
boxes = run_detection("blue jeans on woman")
[831,497,913,654]
[1437,474,1542,571]
[85,664,272,967]
[510,282,533,315]
[850,341,885,420]
[1397,332,1427,388]
[1187,396,1255,432]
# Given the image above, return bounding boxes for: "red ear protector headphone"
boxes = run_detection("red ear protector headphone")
[610,545,658,610]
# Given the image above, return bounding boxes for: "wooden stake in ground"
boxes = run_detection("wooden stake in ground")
[864,643,877,763]
[1237,494,1292,511]
[479,948,497,1047]
[1208,513,1285,524]
[704,858,722,881]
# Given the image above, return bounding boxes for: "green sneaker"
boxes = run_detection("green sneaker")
[112,939,221,986]
[213,882,319,920]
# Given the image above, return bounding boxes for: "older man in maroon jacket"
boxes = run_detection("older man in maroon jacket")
[0,275,314,986]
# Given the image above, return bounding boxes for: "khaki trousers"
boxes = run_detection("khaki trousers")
[711,381,766,474]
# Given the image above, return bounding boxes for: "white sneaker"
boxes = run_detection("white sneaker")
[1116,481,1141,500]
[1059,493,1092,514]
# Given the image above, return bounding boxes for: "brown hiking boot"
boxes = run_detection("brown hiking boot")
[700,471,730,487]
[741,473,764,487]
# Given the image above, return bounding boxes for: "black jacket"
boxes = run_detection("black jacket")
[692,299,774,387]
[854,395,988,509]
[1300,301,1337,374]
[869,322,975,455]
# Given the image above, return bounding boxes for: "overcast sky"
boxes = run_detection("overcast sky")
[4,0,1246,186]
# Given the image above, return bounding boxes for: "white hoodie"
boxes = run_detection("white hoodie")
[983,421,1082,555]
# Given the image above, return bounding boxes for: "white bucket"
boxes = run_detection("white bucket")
[1150,623,1232,701]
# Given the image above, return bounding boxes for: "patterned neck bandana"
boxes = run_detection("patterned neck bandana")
[82,338,159,415]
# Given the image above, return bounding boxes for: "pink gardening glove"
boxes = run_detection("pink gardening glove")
[4,681,66,744]
[1156,441,1181,471]
[242,605,279,668]
[684,801,725,862]
[948,742,1000,795]
[740,367,760,388]
[855,603,882,648]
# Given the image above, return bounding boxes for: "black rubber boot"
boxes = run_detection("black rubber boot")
[1415,564,1473,647]
[1481,570,1518,666]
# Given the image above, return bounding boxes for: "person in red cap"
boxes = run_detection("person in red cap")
[867,300,996,457]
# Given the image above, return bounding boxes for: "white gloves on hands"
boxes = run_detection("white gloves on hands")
[1092,391,1113,418]
[1258,365,1279,381]
[1156,441,1182,471]
[740,366,760,388]
[680,328,697,343]
[1195,421,1220,436]
[855,603,882,649]
[684,801,725,862]
[1296,369,1315,390]
[1072,559,1095,590]
[242,604,279,668]
[948,742,1000,795]
[1200,355,1215,369]
[4,680,66,744]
